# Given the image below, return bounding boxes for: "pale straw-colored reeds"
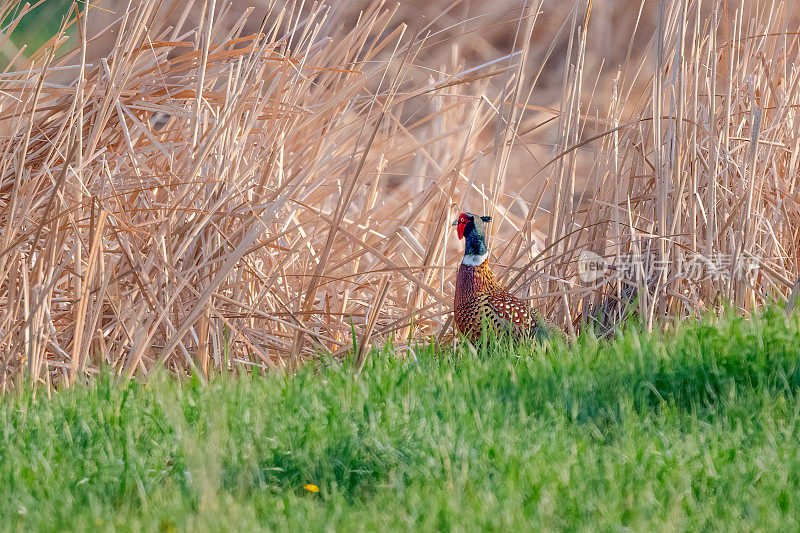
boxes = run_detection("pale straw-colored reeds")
[0,0,798,390]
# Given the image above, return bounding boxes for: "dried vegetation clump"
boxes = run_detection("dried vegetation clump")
[0,0,799,389]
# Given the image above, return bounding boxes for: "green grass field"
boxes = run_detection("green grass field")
[3,308,800,531]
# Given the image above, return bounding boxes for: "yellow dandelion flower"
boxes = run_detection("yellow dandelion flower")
[303,484,319,493]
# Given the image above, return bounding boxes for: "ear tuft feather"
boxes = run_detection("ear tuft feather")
[480,216,492,223]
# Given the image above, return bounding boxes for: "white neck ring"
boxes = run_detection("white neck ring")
[461,251,489,266]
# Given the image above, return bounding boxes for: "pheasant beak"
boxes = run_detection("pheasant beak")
[452,219,459,226]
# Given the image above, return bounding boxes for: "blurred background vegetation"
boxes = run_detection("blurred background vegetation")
[2,0,72,63]
[13,1,798,125]
[5,0,660,102]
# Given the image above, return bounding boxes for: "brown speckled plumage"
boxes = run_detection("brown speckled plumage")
[454,260,537,341]
[452,212,540,341]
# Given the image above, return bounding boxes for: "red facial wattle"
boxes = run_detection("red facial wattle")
[456,213,468,239]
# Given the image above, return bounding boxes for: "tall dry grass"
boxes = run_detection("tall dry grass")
[0,0,798,389]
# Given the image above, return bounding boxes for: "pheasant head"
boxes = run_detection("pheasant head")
[453,212,492,266]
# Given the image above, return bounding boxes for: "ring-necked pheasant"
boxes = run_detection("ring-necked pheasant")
[453,212,545,341]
